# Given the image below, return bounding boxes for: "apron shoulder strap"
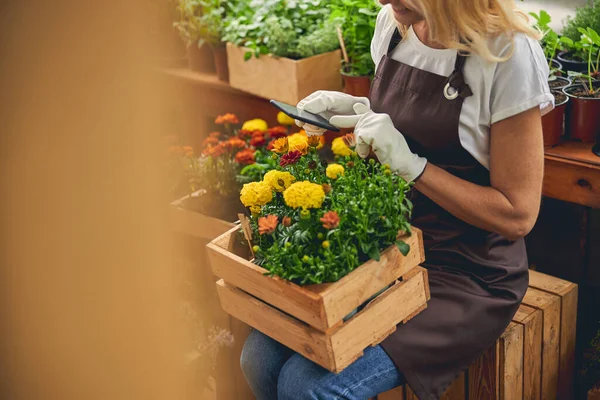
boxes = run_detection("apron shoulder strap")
[387,28,403,55]
[448,51,473,99]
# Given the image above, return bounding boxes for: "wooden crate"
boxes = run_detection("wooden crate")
[522,286,562,400]
[512,305,543,400]
[226,43,343,105]
[590,385,600,400]
[216,266,429,373]
[169,190,236,240]
[528,270,578,400]
[207,225,426,332]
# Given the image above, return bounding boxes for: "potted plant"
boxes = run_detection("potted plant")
[173,0,215,73]
[206,135,429,372]
[221,0,343,104]
[562,28,600,143]
[195,0,230,81]
[542,90,570,147]
[330,0,379,98]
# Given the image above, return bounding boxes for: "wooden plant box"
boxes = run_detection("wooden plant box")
[169,190,236,240]
[207,225,425,332]
[226,43,343,105]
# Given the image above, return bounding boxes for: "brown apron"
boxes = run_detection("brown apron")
[373,29,529,400]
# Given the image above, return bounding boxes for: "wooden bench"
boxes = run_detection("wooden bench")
[378,270,577,400]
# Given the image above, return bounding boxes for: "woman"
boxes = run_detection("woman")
[240,0,553,398]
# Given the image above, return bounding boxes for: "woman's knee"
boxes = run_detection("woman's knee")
[277,355,331,400]
[240,330,291,390]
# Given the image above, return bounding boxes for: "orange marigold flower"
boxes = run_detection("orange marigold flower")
[307,135,321,148]
[202,137,219,148]
[251,130,264,138]
[282,216,292,227]
[215,113,239,125]
[235,148,256,165]
[258,215,278,235]
[321,183,332,194]
[250,135,266,148]
[227,138,247,150]
[271,137,289,154]
[169,146,184,154]
[268,126,288,139]
[209,131,221,138]
[280,150,302,167]
[320,211,340,229]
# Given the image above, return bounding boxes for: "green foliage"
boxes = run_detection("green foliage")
[222,0,339,60]
[330,0,380,77]
[251,151,413,285]
[567,27,600,94]
[238,149,278,183]
[173,0,229,48]
[530,10,562,75]
[563,1,600,43]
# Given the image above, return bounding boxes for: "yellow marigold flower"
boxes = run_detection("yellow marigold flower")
[283,181,325,210]
[250,205,261,216]
[322,240,330,249]
[241,119,268,132]
[252,245,260,253]
[263,170,295,192]
[326,163,345,180]
[331,136,355,157]
[277,111,295,126]
[287,133,309,155]
[271,137,289,154]
[240,181,273,207]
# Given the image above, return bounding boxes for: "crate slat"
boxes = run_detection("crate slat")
[512,304,543,400]
[207,226,425,332]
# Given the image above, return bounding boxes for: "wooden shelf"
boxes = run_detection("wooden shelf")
[158,68,256,97]
[545,141,600,167]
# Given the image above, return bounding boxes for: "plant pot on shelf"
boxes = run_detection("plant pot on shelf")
[187,44,216,73]
[557,51,588,74]
[342,73,371,98]
[226,43,343,104]
[563,83,600,143]
[206,225,429,373]
[542,91,569,147]
[211,45,229,82]
[548,76,571,91]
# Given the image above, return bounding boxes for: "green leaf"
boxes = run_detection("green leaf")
[243,51,252,61]
[368,246,381,262]
[395,240,410,256]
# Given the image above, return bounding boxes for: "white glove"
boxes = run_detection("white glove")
[330,103,428,183]
[296,91,370,136]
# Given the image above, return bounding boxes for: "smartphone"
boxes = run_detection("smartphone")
[270,100,340,132]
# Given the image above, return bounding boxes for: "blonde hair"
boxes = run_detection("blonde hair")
[396,0,542,62]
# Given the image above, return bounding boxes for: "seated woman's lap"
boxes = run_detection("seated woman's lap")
[240,330,404,400]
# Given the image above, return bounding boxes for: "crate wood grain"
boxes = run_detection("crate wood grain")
[215,267,429,373]
[528,270,578,400]
[512,304,543,400]
[169,191,235,240]
[589,385,600,400]
[207,225,425,332]
[522,287,561,400]
[227,44,343,105]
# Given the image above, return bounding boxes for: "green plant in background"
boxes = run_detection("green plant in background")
[569,27,600,94]
[530,10,563,75]
[563,1,600,43]
[173,0,228,48]
[222,0,339,60]
[330,0,380,77]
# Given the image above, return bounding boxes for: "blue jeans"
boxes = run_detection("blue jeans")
[240,330,404,400]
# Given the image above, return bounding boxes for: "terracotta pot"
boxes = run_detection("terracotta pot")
[549,58,563,76]
[548,76,570,91]
[187,44,215,73]
[563,83,600,143]
[542,92,569,147]
[212,45,229,82]
[342,73,371,98]
[557,51,588,74]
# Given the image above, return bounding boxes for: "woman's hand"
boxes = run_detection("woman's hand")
[330,103,428,183]
[296,91,370,135]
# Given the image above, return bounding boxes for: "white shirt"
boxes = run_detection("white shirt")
[371,5,554,170]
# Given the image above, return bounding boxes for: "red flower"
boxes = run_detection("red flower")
[282,216,292,227]
[238,129,253,139]
[320,211,340,229]
[209,131,221,138]
[225,138,247,151]
[215,113,239,125]
[202,144,225,158]
[235,148,256,165]
[258,215,278,235]
[250,135,266,148]
[267,126,288,139]
[280,150,302,167]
